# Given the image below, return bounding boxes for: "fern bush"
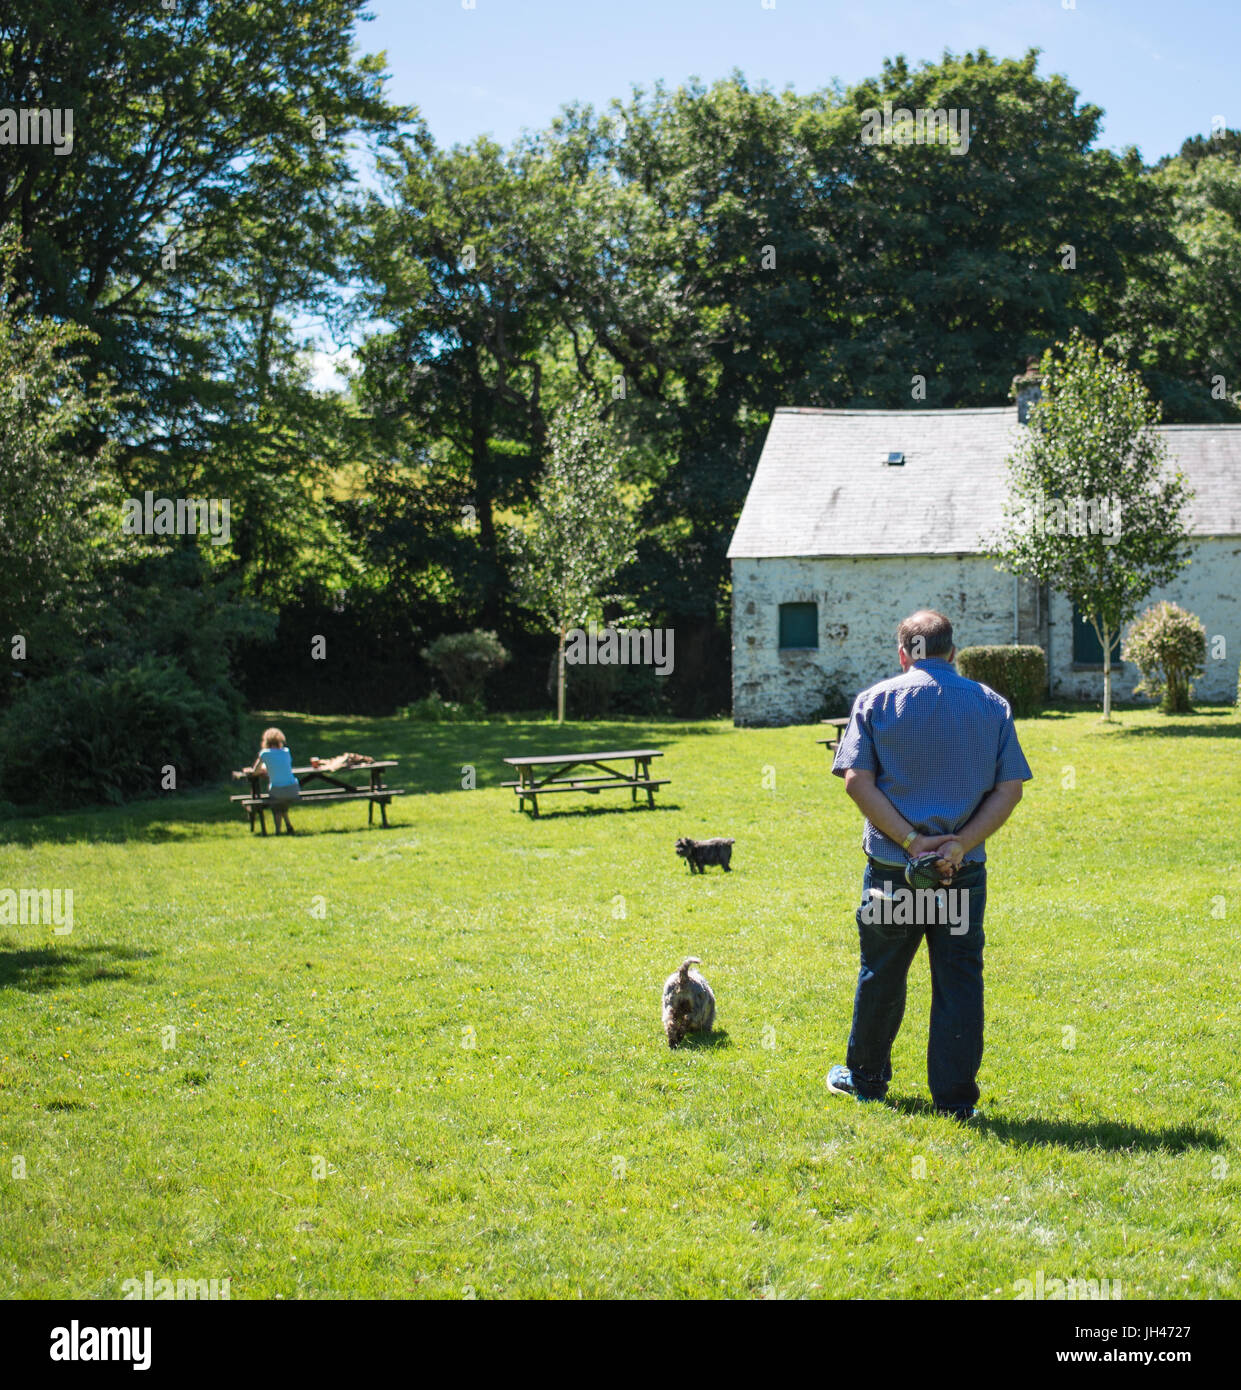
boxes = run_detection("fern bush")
[0,657,240,809]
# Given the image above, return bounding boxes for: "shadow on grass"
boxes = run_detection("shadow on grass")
[675,1029,733,1051]
[244,822,408,839]
[892,1096,1223,1151]
[0,943,157,993]
[1110,712,1241,739]
[250,714,721,778]
[0,795,230,847]
[1029,703,1238,730]
[504,802,683,822]
[383,720,715,799]
[0,717,717,844]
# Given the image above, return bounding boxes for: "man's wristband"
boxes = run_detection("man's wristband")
[900,829,918,851]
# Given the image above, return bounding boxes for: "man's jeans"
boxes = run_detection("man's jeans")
[846,858,987,1114]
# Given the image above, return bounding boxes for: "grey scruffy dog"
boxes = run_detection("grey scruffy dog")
[675,836,735,873]
[661,957,716,1047]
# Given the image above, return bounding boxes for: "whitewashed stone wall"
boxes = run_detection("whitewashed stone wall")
[732,539,1241,724]
[1047,536,1241,704]
[731,554,1019,725]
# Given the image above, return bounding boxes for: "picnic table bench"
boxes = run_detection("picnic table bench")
[816,716,850,753]
[230,759,405,835]
[501,749,668,817]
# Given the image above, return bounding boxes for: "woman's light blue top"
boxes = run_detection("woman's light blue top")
[259,747,298,789]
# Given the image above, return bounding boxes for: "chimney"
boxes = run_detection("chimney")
[1013,356,1042,424]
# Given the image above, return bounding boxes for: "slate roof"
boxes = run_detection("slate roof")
[726,407,1241,558]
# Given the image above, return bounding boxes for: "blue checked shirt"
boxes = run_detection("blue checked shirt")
[832,658,1033,864]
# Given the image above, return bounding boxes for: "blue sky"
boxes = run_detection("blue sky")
[308,0,1236,384]
[354,0,1235,162]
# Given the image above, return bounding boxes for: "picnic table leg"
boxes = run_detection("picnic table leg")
[632,758,638,804]
[380,797,389,828]
[368,797,374,825]
[258,805,267,836]
[644,758,655,809]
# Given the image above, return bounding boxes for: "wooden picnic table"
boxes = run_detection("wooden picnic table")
[229,759,404,835]
[817,716,850,753]
[501,748,669,817]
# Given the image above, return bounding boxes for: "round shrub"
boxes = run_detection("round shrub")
[0,657,241,809]
[420,629,509,707]
[1122,601,1206,714]
[955,645,1047,717]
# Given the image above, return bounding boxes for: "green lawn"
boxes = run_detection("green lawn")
[1,705,1238,1299]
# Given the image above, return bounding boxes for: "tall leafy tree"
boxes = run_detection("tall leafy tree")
[0,233,122,701]
[1112,133,1241,422]
[579,77,837,706]
[356,125,634,627]
[552,53,1168,709]
[0,0,402,486]
[989,335,1194,720]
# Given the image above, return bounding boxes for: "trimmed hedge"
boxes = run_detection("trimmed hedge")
[956,645,1047,717]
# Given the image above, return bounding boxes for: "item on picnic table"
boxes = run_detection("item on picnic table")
[308,752,376,772]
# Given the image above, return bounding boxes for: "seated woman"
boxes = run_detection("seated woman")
[250,727,300,834]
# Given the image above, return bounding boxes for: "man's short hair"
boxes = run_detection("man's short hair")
[897,610,954,660]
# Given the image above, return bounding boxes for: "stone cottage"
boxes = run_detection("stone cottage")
[727,386,1241,725]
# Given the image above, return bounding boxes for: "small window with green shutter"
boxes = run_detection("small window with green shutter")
[1072,604,1121,665]
[779,602,818,650]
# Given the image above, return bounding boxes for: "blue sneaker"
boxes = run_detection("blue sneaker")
[827,1064,884,1103]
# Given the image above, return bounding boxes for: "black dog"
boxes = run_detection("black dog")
[675,836,735,874]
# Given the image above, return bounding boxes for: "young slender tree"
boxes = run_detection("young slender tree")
[511,395,636,722]
[990,334,1193,720]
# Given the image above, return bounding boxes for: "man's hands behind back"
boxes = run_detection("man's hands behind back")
[910,834,964,881]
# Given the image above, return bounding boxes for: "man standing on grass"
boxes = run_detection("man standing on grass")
[827,609,1033,1120]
